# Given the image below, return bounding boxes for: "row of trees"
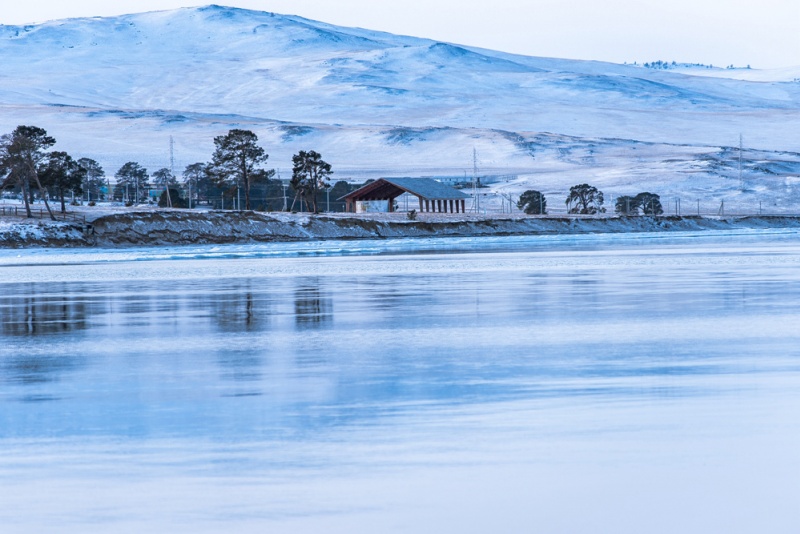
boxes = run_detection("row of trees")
[517,184,663,216]
[0,125,107,219]
[1,126,339,216]
[111,130,335,212]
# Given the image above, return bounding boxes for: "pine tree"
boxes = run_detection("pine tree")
[114,162,149,203]
[566,184,604,215]
[209,129,269,211]
[517,190,547,215]
[290,150,333,214]
[0,125,57,219]
[40,151,86,213]
[77,158,105,202]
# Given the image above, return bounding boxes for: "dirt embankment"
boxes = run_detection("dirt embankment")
[3,211,800,248]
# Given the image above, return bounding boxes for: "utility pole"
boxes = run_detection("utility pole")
[164,136,174,208]
[472,148,480,213]
[738,134,744,192]
[282,178,288,211]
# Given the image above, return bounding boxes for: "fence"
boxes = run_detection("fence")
[452,193,799,218]
[1,195,794,221]
[0,205,86,224]
[207,195,349,213]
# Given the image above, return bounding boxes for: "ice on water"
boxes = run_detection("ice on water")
[2,231,800,533]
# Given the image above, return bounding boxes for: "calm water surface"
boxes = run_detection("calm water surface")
[1,231,800,533]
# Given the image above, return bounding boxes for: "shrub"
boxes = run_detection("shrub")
[614,192,663,216]
[635,192,663,216]
[159,188,188,208]
[517,190,547,215]
[615,195,637,216]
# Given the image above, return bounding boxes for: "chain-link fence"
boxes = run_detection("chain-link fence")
[1,193,796,219]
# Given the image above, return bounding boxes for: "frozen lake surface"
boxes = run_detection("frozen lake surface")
[2,231,800,533]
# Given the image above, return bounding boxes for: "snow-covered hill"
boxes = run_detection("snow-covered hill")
[2,4,800,210]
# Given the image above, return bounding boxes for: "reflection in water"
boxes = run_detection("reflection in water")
[1,242,799,433]
[0,353,84,385]
[0,285,89,336]
[216,349,264,383]
[294,279,332,327]
[212,291,261,332]
[2,236,800,532]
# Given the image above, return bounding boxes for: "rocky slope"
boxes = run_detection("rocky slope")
[3,211,800,248]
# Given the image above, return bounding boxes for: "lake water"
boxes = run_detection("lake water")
[2,231,800,533]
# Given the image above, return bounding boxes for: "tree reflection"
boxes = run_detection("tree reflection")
[0,290,89,336]
[216,349,263,383]
[1,353,84,385]
[294,281,332,327]
[211,290,270,333]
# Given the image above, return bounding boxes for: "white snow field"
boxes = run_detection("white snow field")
[1,5,800,210]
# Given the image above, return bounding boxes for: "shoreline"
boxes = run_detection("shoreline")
[2,210,800,248]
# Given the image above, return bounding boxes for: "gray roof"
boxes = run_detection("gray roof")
[343,177,469,201]
[383,178,469,199]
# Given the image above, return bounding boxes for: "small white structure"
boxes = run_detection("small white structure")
[356,200,390,213]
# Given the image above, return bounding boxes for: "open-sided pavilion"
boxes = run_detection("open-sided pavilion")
[341,178,470,214]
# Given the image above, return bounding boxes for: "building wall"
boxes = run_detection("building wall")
[356,200,390,213]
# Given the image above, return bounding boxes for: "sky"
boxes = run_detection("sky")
[3,0,800,69]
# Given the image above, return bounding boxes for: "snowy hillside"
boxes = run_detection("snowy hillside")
[2,4,800,210]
